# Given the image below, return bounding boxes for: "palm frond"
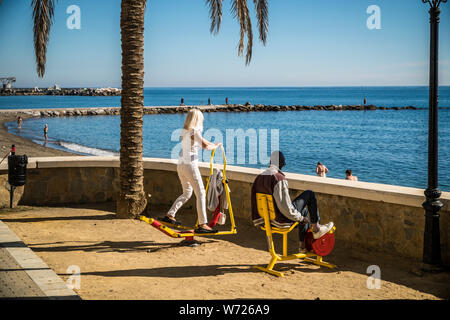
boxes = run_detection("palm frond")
[231,0,253,65]
[253,0,268,45]
[245,10,253,65]
[206,0,223,35]
[31,0,56,77]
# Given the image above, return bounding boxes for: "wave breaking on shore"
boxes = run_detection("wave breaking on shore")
[58,141,118,157]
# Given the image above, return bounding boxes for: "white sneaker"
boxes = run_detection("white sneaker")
[217,212,226,225]
[312,222,334,239]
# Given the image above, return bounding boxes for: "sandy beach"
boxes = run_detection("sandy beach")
[0,111,75,158]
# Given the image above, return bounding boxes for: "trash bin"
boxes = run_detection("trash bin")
[7,154,28,208]
[8,154,28,187]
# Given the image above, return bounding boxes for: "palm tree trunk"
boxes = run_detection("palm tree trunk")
[117,0,147,218]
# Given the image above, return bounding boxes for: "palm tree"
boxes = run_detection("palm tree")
[116,0,148,218]
[27,0,269,218]
[117,0,269,218]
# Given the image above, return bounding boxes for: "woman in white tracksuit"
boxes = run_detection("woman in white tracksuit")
[162,109,221,233]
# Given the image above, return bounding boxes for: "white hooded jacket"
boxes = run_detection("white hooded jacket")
[206,168,229,212]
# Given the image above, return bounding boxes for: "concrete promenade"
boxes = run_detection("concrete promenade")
[0,220,80,300]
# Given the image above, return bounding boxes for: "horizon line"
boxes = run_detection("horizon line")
[6,85,450,89]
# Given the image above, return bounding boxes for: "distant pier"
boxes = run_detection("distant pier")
[0,87,121,96]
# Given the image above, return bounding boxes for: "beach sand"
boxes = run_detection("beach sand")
[0,111,75,158]
[0,111,449,300]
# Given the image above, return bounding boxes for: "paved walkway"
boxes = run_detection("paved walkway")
[0,221,80,300]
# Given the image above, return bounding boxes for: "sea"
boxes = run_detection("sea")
[1,86,449,191]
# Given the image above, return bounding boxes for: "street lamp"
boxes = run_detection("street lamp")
[421,0,446,272]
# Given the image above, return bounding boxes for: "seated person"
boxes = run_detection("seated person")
[345,169,358,181]
[251,151,334,252]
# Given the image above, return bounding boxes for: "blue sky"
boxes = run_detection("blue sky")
[0,0,449,87]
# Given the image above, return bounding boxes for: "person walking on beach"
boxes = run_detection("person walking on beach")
[345,169,358,181]
[315,162,328,177]
[17,116,22,129]
[44,124,48,141]
[162,109,222,233]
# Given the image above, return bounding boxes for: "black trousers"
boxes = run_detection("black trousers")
[291,190,320,242]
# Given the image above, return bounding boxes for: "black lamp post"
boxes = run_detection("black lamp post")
[421,0,446,271]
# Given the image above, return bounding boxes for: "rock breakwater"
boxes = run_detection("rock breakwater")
[2,104,420,120]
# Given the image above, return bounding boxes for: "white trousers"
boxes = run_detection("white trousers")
[167,161,208,225]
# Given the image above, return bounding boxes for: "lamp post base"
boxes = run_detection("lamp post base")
[9,185,15,209]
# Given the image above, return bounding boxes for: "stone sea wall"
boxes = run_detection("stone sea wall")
[0,156,448,266]
[8,103,420,120]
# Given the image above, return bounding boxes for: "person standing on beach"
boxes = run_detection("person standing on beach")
[44,124,48,141]
[162,109,222,233]
[315,162,328,177]
[17,116,22,129]
[345,169,358,181]
[225,97,229,105]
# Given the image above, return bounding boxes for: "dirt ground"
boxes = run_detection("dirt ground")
[1,203,448,300]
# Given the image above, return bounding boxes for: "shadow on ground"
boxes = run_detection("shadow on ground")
[0,202,117,223]
[64,264,259,278]
[27,239,217,254]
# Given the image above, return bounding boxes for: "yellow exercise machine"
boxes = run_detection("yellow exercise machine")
[139,146,237,242]
[254,193,336,277]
